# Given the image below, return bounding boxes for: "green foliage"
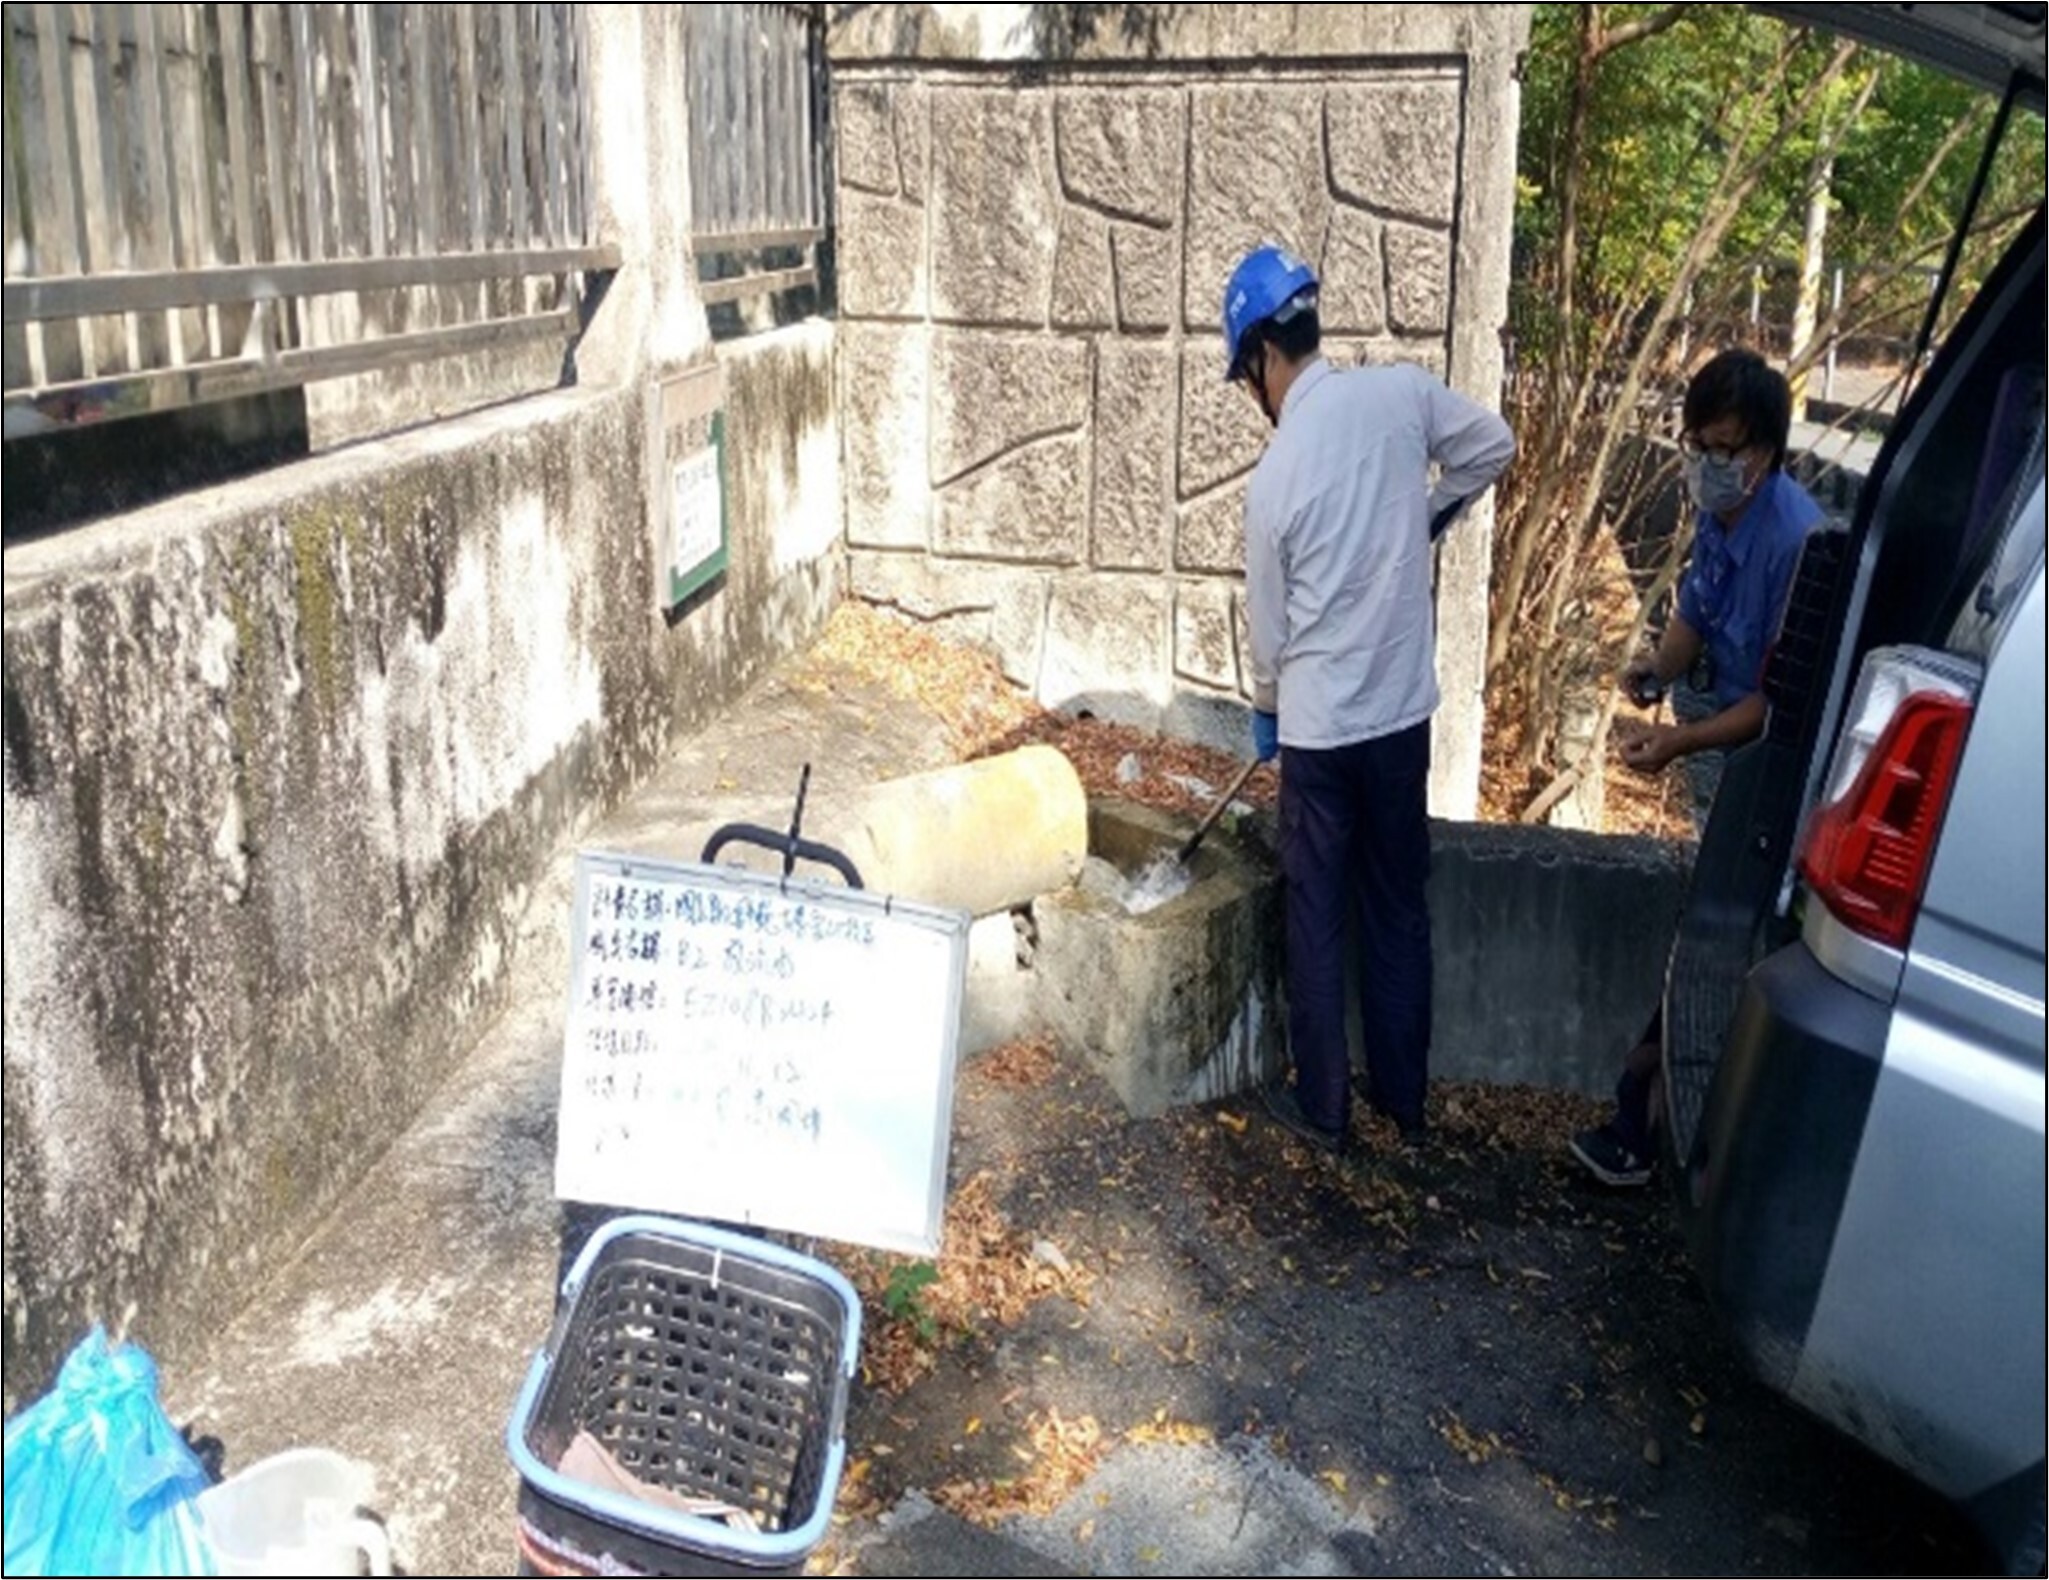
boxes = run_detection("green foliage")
[881,1260,940,1344]
[1491,4,2047,807]
[1514,4,2043,367]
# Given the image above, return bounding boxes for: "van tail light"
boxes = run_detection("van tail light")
[1797,647,1979,950]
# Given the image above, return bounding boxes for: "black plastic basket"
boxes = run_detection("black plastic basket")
[507,1215,861,1576]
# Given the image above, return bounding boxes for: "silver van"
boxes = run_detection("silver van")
[1668,5,2046,1571]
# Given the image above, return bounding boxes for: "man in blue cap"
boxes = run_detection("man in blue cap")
[1224,243,1516,1157]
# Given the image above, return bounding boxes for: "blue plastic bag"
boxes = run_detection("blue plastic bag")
[3,1327,214,1576]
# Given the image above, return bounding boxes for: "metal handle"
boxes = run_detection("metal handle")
[1174,756,1264,867]
[700,763,864,889]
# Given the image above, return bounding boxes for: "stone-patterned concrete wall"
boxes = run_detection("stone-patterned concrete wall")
[831,4,1527,812]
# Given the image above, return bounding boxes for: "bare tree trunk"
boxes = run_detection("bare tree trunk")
[1789,166,1831,419]
[1789,69,1880,417]
[1553,4,1598,402]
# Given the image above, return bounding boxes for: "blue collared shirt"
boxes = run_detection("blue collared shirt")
[1676,469,1824,710]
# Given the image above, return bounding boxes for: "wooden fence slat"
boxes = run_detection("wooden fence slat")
[135,1,194,364]
[457,3,483,250]
[749,7,765,232]
[792,12,808,233]
[181,4,229,359]
[709,9,725,233]
[734,5,751,233]
[82,2,138,370]
[378,4,411,258]
[725,3,742,233]
[568,2,588,243]
[210,3,257,355]
[289,3,320,260]
[774,10,789,233]
[797,11,811,227]
[477,4,503,251]
[3,13,31,389]
[537,1,558,246]
[685,6,705,236]
[412,4,441,256]
[218,3,258,264]
[355,2,384,254]
[752,7,768,234]
[29,4,87,377]
[35,4,86,272]
[320,3,362,264]
[81,4,119,266]
[500,1,523,248]
[798,7,815,229]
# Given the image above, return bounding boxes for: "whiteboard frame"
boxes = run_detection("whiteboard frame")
[554,850,971,1254]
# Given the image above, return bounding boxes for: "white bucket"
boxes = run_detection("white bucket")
[195,1448,392,1576]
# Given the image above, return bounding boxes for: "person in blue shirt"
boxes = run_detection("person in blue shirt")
[1610,347,1825,824]
[1572,348,1823,1189]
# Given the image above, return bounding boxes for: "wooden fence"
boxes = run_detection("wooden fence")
[684,2,828,309]
[3,3,617,434]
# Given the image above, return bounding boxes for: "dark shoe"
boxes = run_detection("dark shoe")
[1370,1102,1427,1148]
[1262,1082,1347,1157]
[1569,1125,1653,1188]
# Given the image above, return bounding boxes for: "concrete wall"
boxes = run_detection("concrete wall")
[1425,823,1692,1094]
[963,812,1691,1107]
[0,6,842,1408]
[829,3,1528,816]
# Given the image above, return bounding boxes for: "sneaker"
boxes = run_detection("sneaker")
[1569,1125,1653,1188]
[1261,1082,1347,1157]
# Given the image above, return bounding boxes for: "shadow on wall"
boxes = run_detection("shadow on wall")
[2,392,312,542]
[1024,4,1185,56]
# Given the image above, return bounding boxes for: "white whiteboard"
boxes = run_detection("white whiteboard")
[553,851,971,1254]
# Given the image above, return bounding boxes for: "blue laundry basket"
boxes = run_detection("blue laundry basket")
[506,1215,860,1576]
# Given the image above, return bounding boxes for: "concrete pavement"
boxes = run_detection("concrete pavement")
[156,639,1988,1577]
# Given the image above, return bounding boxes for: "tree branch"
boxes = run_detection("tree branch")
[1594,4,1691,58]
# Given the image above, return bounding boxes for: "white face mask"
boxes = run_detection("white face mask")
[1685,450,1754,516]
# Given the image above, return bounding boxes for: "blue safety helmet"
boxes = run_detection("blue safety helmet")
[1221,245,1319,381]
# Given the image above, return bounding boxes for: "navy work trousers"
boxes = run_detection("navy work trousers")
[1278,720,1433,1134]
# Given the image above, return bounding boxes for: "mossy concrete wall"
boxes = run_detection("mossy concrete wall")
[2,323,840,1408]
[2,319,841,1408]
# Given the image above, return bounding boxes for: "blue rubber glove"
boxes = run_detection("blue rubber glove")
[1252,709,1280,763]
